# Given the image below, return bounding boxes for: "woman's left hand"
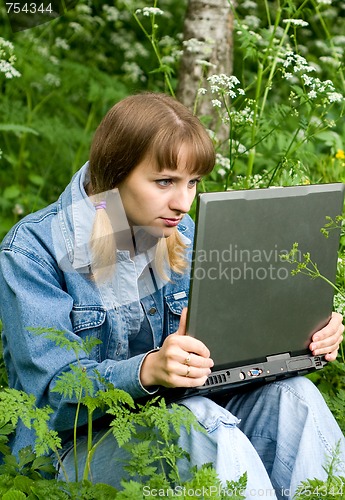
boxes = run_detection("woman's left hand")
[309,311,344,361]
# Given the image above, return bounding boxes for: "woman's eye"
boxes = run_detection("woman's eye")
[156,179,172,187]
[189,178,201,188]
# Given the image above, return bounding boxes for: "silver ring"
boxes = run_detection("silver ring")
[185,365,191,377]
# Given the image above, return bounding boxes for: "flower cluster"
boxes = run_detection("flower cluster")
[54,37,70,51]
[135,7,164,17]
[44,73,61,88]
[182,38,214,59]
[230,106,254,126]
[0,37,21,79]
[102,5,120,22]
[282,51,316,74]
[282,19,309,27]
[215,153,231,174]
[199,74,245,106]
[281,50,344,103]
[229,173,267,190]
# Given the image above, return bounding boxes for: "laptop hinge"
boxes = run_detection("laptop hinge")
[266,352,291,362]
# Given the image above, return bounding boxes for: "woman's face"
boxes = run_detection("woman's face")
[117,145,201,237]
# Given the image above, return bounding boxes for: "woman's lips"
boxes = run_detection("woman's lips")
[161,218,181,227]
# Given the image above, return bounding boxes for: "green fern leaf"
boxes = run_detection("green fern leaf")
[0,123,39,135]
[2,491,27,500]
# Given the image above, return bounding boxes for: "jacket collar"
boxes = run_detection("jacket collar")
[56,162,191,274]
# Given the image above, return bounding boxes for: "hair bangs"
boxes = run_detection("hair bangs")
[150,124,215,176]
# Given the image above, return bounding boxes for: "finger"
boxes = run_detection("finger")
[312,313,344,342]
[180,351,214,369]
[310,333,343,355]
[325,350,339,362]
[178,364,211,378]
[169,374,210,388]
[176,308,188,336]
[162,364,211,388]
[168,333,212,360]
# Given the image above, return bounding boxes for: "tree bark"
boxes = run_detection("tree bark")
[176,0,234,120]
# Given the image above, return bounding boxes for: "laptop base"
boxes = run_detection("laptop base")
[155,353,326,404]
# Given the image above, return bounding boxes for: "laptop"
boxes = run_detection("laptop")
[161,183,345,402]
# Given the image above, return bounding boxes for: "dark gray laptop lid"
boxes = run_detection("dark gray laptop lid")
[186,183,345,370]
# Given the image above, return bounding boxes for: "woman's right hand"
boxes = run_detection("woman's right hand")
[140,308,214,388]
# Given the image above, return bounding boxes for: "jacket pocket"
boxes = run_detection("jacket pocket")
[165,291,189,335]
[70,305,107,361]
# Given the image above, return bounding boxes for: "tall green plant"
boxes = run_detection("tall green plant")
[0,327,248,498]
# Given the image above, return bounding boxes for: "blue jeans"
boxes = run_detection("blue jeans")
[57,377,345,499]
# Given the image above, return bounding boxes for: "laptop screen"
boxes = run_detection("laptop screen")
[186,184,344,370]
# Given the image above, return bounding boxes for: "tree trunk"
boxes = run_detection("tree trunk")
[177,0,234,121]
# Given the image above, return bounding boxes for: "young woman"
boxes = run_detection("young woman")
[0,93,344,498]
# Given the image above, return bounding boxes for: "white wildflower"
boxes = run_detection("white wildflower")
[36,46,49,57]
[141,7,164,17]
[0,60,21,78]
[314,40,329,51]
[44,73,61,87]
[198,88,207,95]
[69,22,83,32]
[183,38,214,56]
[159,35,176,47]
[241,0,257,8]
[76,4,92,14]
[327,92,343,102]
[103,5,119,22]
[218,168,226,177]
[302,74,314,86]
[230,106,254,125]
[333,36,345,45]
[283,51,315,73]
[161,55,175,65]
[207,74,243,98]
[216,153,230,170]
[244,15,261,28]
[0,38,21,79]
[49,55,59,65]
[211,99,222,108]
[237,143,247,154]
[0,38,14,51]
[283,19,309,27]
[122,61,145,83]
[55,38,70,50]
[308,90,317,99]
[210,85,220,93]
[13,204,24,216]
[319,56,339,67]
[316,0,331,4]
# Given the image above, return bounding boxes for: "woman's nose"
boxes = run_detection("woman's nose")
[169,187,194,214]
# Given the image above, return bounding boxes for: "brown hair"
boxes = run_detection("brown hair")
[88,92,215,281]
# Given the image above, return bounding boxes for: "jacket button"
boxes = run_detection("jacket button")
[148,307,157,315]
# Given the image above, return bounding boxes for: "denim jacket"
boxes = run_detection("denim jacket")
[0,162,194,455]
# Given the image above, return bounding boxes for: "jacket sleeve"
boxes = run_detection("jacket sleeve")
[0,247,156,433]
